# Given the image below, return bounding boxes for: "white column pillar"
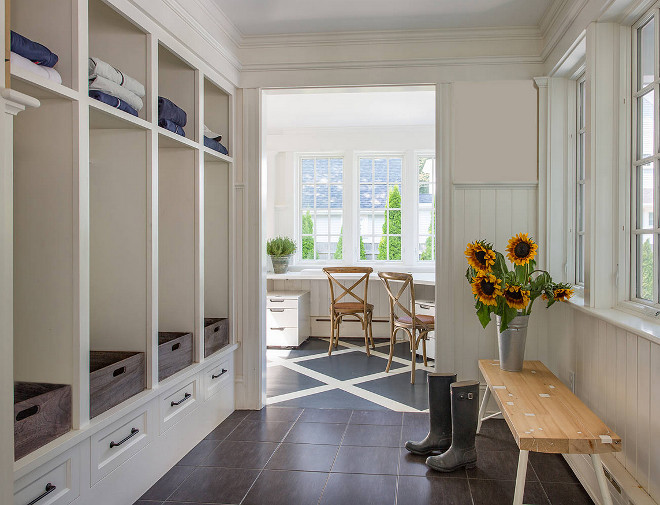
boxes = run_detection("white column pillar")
[534,77,549,271]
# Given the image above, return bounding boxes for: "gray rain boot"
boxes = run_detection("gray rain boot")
[425,380,479,472]
[405,372,457,455]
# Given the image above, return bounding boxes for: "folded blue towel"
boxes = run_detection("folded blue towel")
[158,96,187,127]
[11,31,58,68]
[204,136,228,155]
[159,118,185,137]
[89,90,138,117]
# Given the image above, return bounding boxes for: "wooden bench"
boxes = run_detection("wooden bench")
[477,360,621,505]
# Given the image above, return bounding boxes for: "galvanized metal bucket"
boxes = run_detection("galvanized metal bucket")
[270,254,292,274]
[495,314,529,372]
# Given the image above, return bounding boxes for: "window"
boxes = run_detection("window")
[632,12,658,303]
[300,156,343,260]
[359,156,403,261]
[575,75,586,285]
[418,155,436,261]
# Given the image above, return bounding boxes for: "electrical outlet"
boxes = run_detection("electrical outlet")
[569,371,576,393]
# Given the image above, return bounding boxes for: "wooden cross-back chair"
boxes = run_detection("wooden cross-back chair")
[323,267,375,356]
[378,272,434,384]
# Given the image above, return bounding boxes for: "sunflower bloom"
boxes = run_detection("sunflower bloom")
[553,286,574,302]
[506,233,538,266]
[503,284,530,310]
[465,241,496,273]
[471,273,502,306]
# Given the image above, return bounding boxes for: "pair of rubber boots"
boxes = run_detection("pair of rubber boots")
[405,373,479,472]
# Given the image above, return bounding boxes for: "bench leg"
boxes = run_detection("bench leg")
[477,386,491,434]
[591,454,613,505]
[513,450,529,505]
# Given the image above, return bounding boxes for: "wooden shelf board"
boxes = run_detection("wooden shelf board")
[203,146,232,163]
[89,99,151,130]
[158,127,199,149]
[10,66,79,101]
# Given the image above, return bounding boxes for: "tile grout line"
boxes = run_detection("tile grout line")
[315,411,353,505]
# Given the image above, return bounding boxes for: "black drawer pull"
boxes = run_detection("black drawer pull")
[269,299,284,302]
[109,427,139,448]
[16,405,39,421]
[171,392,191,406]
[269,308,285,312]
[113,366,126,377]
[27,483,56,505]
[172,343,180,351]
[270,327,285,331]
[214,326,219,332]
[212,369,228,379]
[419,304,432,310]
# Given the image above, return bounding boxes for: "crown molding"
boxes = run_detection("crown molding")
[188,0,244,46]
[539,0,590,62]
[240,25,542,49]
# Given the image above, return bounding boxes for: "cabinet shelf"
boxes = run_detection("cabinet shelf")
[203,146,233,163]
[158,128,199,150]
[10,66,79,101]
[89,99,152,130]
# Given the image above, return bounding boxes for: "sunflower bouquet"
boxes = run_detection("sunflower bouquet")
[465,233,574,332]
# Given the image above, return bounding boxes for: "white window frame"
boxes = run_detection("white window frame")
[575,73,586,286]
[296,153,345,265]
[630,7,660,308]
[416,152,436,262]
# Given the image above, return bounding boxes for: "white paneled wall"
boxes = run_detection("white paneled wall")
[546,305,660,503]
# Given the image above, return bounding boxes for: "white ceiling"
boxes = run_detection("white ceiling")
[213,0,555,36]
[265,88,435,130]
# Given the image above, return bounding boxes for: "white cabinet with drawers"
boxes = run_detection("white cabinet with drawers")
[266,291,310,347]
[415,300,436,361]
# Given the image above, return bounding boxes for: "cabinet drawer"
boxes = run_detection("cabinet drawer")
[266,296,299,309]
[14,444,81,505]
[203,357,232,400]
[415,302,435,316]
[266,307,299,328]
[160,378,198,433]
[90,403,152,484]
[266,327,301,347]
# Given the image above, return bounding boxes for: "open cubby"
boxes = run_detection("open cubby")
[158,44,197,142]
[204,161,230,346]
[88,0,149,121]
[90,129,148,355]
[158,148,196,344]
[11,0,75,91]
[204,78,231,156]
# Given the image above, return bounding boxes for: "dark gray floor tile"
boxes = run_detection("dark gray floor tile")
[202,440,279,469]
[320,473,397,505]
[467,450,539,481]
[299,408,353,423]
[397,475,473,505]
[226,419,293,443]
[266,443,339,472]
[267,365,327,397]
[168,466,259,504]
[403,412,429,426]
[349,409,403,425]
[298,352,404,381]
[225,409,251,422]
[133,501,162,505]
[140,465,194,501]
[468,479,550,505]
[542,482,593,504]
[274,389,386,410]
[242,470,329,505]
[400,423,430,447]
[476,419,519,452]
[284,421,347,445]
[176,439,221,466]
[390,341,427,363]
[353,370,431,410]
[341,423,401,447]
[398,449,468,478]
[204,417,243,441]
[246,406,303,422]
[331,445,399,475]
[529,452,580,483]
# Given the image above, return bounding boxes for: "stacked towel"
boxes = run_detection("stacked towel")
[10,52,62,84]
[88,57,145,115]
[203,124,228,155]
[11,31,58,67]
[158,97,187,137]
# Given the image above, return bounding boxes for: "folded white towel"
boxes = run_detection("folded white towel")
[89,57,145,98]
[204,125,222,140]
[89,75,143,111]
[11,51,62,84]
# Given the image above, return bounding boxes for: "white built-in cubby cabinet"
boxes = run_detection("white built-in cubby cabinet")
[9,0,237,503]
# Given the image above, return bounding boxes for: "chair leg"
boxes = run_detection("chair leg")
[364,316,371,357]
[422,333,428,367]
[410,331,417,384]
[368,313,375,349]
[386,330,395,372]
[328,314,335,356]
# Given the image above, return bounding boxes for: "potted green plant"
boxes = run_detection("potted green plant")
[465,233,574,371]
[267,236,296,274]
